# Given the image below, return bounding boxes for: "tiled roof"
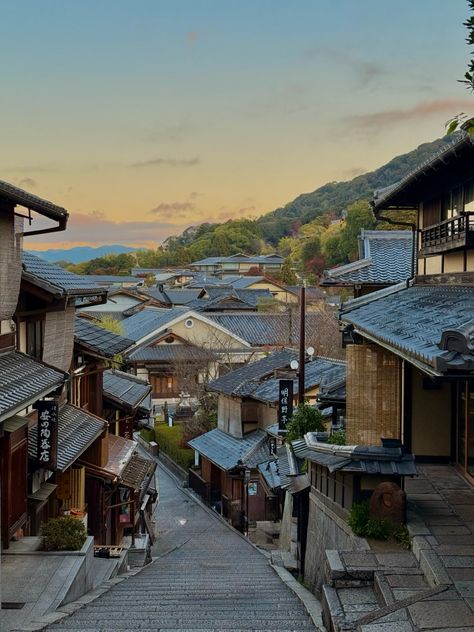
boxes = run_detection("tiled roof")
[208,313,327,346]
[207,349,297,396]
[191,254,283,266]
[318,364,347,403]
[121,307,189,342]
[341,284,474,374]
[250,357,345,404]
[322,230,413,286]
[22,252,107,300]
[258,460,281,490]
[28,403,106,472]
[162,289,201,305]
[83,275,142,284]
[0,179,68,221]
[121,453,156,490]
[75,317,134,358]
[127,344,217,363]
[188,428,273,470]
[231,276,265,288]
[276,444,310,493]
[0,352,66,422]
[103,370,151,410]
[292,434,417,476]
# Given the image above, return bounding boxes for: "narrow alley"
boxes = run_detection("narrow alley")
[44,464,319,632]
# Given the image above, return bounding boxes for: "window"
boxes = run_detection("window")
[185,318,194,329]
[26,318,44,360]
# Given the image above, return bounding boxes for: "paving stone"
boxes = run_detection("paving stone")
[360,621,414,632]
[408,599,474,629]
[428,525,471,535]
[448,567,474,582]
[386,574,428,589]
[375,553,417,568]
[341,552,377,567]
[338,587,378,606]
[440,555,474,568]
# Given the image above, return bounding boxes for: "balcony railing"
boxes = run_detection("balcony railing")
[420,212,474,256]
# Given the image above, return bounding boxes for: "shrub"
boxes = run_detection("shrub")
[365,518,391,540]
[348,500,409,545]
[286,404,325,441]
[328,428,346,445]
[140,427,155,443]
[41,516,87,551]
[154,422,195,471]
[347,500,370,537]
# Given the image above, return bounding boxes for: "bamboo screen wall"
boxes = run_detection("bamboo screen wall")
[0,212,23,320]
[346,343,401,445]
[42,306,75,371]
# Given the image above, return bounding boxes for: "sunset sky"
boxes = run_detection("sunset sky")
[3,0,473,250]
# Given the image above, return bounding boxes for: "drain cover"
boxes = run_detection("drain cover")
[1,602,25,609]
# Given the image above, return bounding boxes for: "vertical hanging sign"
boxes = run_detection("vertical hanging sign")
[278,379,294,434]
[37,400,58,469]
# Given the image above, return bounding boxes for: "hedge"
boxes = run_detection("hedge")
[154,422,195,471]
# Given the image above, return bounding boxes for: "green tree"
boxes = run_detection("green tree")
[286,404,325,441]
[338,201,376,261]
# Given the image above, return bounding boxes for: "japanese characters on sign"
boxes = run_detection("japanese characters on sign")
[36,400,58,469]
[278,379,294,434]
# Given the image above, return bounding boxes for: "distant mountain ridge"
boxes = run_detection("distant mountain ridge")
[28,244,138,264]
[257,134,460,244]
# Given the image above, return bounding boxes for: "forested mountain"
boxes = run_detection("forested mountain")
[257,134,458,245]
[61,134,457,279]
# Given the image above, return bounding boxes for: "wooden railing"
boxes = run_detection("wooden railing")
[420,212,474,255]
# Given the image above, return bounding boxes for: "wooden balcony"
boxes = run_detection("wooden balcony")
[420,212,474,256]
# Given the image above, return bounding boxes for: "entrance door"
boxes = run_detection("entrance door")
[457,381,474,479]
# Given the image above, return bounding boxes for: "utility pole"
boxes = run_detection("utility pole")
[298,285,306,405]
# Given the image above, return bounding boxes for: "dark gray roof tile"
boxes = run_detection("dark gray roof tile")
[75,317,134,358]
[28,403,106,471]
[22,252,107,300]
[322,230,413,286]
[103,370,151,410]
[341,284,474,373]
[0,352,67,421]
[188,428,272,470]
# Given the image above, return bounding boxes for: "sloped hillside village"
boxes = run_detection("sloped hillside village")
[2,132,474,631]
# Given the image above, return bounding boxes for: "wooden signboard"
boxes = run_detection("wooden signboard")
[36,400,58,469]
[278,379,293,434]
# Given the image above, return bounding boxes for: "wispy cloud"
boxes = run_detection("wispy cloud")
[129,157,199,168]
[27,211,183,247]
[305,46,385,88]
[149,200,197,221]
[341,98,473,133]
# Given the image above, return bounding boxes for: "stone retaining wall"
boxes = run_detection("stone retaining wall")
[304,491,369,596]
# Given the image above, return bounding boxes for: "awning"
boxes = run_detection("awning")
[81,434,136,480]
[121,453,156,491]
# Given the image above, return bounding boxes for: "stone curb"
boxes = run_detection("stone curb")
[271,564,326,632]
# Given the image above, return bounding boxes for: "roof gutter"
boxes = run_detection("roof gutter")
[24,215,68,237]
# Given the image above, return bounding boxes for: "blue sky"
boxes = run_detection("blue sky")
[1,0,472,248]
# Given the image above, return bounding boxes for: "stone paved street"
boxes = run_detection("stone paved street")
[45,464,318,632]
